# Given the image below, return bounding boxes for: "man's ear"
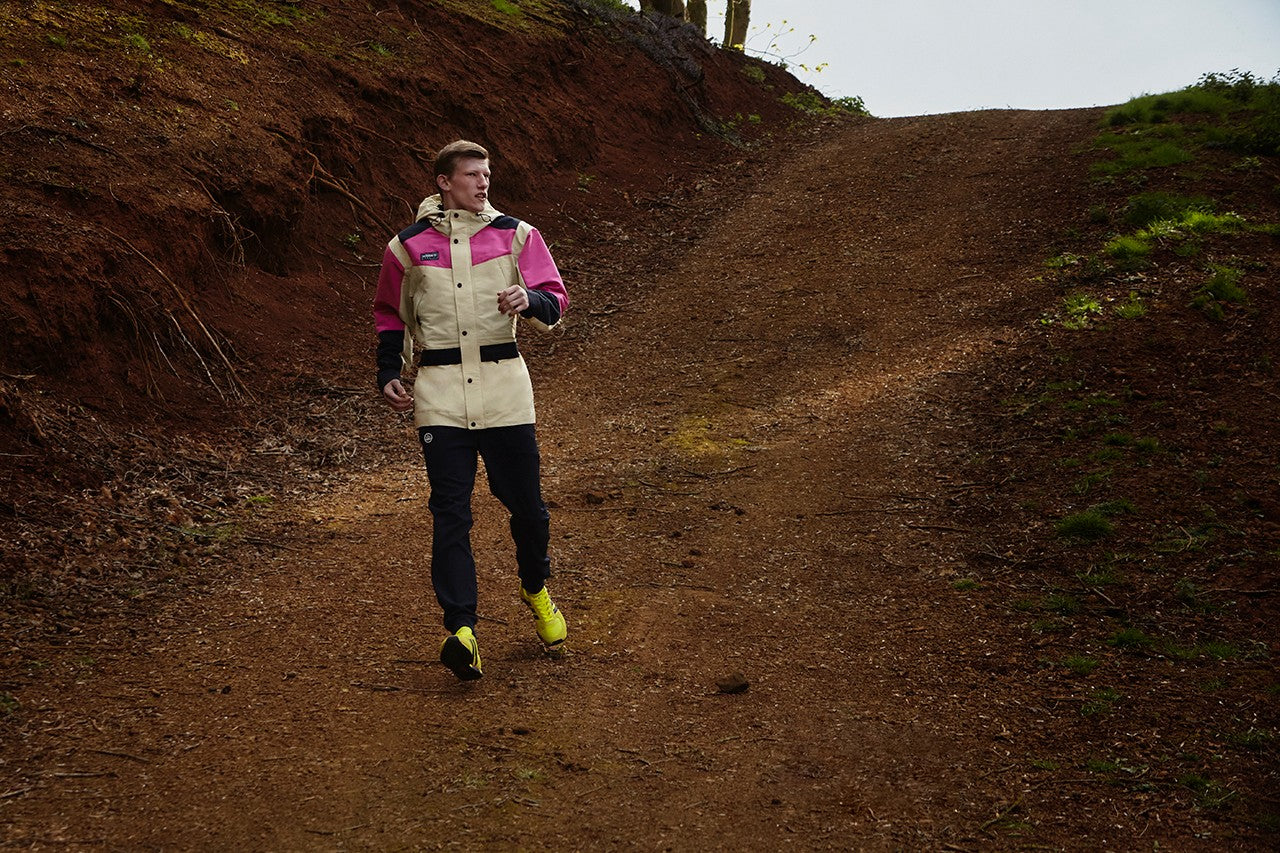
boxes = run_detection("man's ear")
[435,174,449,192]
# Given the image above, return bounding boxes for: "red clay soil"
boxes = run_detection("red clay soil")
[2,2,1278,850]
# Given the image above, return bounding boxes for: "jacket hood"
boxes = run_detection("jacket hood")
[415,193,503,224]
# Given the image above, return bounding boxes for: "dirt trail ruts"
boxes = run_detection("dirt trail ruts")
[3,109,1139,849]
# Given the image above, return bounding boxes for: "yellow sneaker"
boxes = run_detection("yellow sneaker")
[520,585,567,648]
[439,626,483,681]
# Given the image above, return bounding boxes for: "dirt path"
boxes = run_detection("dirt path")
[3,108,1209,849]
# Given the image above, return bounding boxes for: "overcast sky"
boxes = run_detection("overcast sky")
[620,1,1280,117]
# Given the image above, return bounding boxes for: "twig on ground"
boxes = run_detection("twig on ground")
[88,749,149,764]
[906,523,972,533]
[979,798,1023,832]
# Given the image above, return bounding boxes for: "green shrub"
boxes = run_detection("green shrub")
[830,95,871,116]
[781,90,871,117]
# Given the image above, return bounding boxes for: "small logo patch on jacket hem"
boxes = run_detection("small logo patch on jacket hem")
[419,251,440,261]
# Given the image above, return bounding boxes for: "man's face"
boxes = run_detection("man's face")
[438,157,490,213]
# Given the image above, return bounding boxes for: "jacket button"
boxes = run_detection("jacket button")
[461,330,468,336]
[470,422,476,428]
[457,282,463,288]
[467,378,473,384]
[453,238,459,244]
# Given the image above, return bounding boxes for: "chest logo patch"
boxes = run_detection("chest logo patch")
[420,251,440,261]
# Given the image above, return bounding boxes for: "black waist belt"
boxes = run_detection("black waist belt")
[419,342,519,367]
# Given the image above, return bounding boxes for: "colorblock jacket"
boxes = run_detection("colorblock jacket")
[373,195,569,430]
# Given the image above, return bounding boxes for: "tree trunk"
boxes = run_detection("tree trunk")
[686,0,706,36]
[651,0,684,16]
[638,0,655,11]
[723,0,749,49]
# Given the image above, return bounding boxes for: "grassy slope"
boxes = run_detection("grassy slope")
[948,75,1280,835]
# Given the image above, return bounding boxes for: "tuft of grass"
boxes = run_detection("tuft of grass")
[0,692,18,717]
[124,32,152,53]
[1092,499,1136,517]
[1043,593,1081,615]
[952,578,980,591]
[1123,192,1213,228]
[1084,757,1124,774]
[1063,655,1099,676]
[1056,510,1114,541]
[1092,128,1194,178]
[1132,436,1162,454]
[1113,291,1147,319]
[1078,562,1124,586]
[491,0,522,16]
[1177,210,1246,235]
[1179,772,1238,810]
[1102,234,1152,268]
[1080,687,1123,716]
[1073,470,1111,495]
[1200,640,1242,660]
[1102,70,1280,158]
[1191,264,1246,319]
[1108,627,1154,650]
[1225,727,1275,752]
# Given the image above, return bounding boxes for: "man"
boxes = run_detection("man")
[373,140,569,681]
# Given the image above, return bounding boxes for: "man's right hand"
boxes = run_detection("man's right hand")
[382,378,414,412]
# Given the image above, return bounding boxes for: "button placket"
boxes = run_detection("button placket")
[451,220,483,429]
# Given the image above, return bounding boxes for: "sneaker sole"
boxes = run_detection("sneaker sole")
[440,636,483,681]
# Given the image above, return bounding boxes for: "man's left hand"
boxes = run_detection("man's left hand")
[497,285,528,317]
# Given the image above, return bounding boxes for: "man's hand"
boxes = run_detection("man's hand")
[497,285,529,317]
[382,378,413,412]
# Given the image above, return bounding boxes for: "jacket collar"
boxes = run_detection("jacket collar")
[415,194,502,229]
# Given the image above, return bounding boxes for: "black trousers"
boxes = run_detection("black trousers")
[418,424,551,632]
